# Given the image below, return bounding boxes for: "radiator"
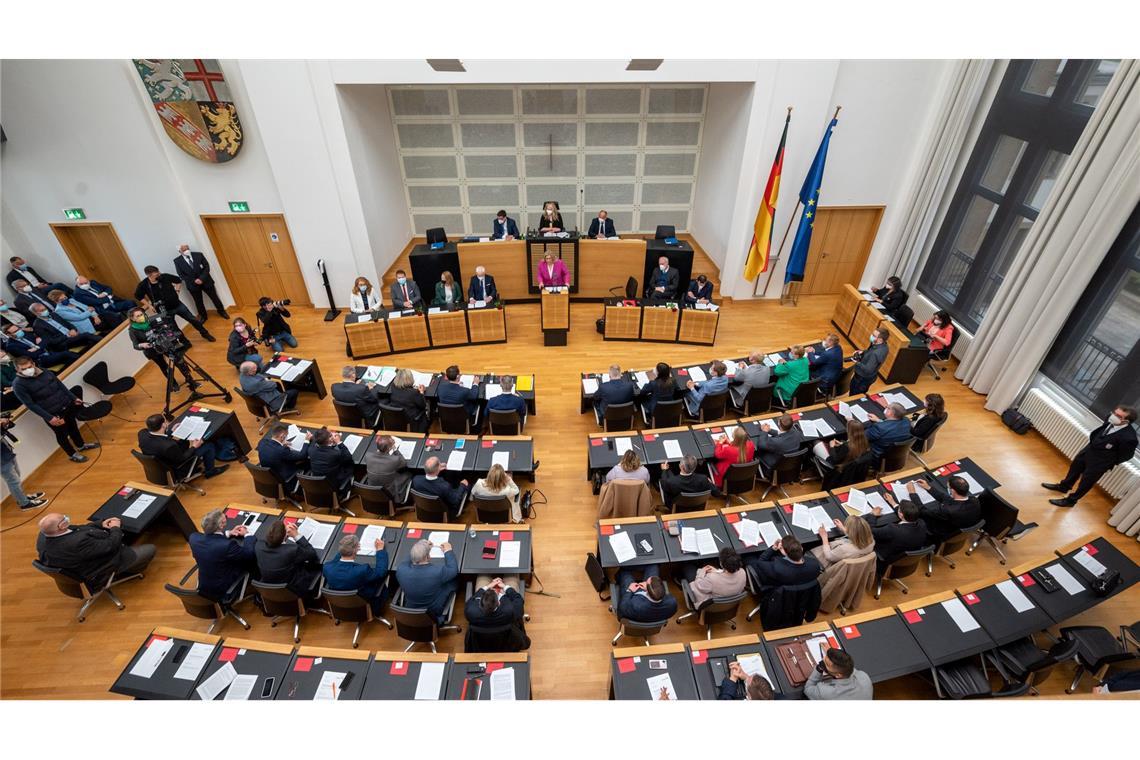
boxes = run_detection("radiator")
[1020,388,1140,499]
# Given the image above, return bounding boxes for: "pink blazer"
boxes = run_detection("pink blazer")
[537,259,569,288]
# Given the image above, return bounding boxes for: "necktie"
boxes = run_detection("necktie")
[480,279,485,300]
[402,284,409,304]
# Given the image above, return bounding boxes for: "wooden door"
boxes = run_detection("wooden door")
[800,206,884,295]
[200,215,311,308]
[49,222,139,300]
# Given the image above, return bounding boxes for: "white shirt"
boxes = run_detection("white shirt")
[22,268,43,286]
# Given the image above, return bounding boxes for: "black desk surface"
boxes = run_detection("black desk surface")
[791,406,846,441]
[421,435,479,475]
[171,404,237,444]
[264,355,324,398]
[261,422,373,466]
[762,624,839,699]
[867,385,925,414]
[327,518,403,569]
[597,518,668,568]
[281,513,344,564]
[927,457,1001,495]
[1010,558,1097,623]
[689,636,781,699]
[223,504,283,541]
[897,592,996,666]
[391,524,468,570]
[481,374,537,414]
[275,649,370,701]
[460,526,533,576]
[777,493,846,545]
[88,483,189,538]
[692,420,764,458]
[834,395,890,422]
[660,511,733,564]
[1056,535,1140,600]
[956,578,1055,647]
[111,629,221,700]
[445,656,531,700]
[831,611,931,683]
[587,433,646,474]
[360,655,451,700]
[831,480,894,518]
[611,644,699,700]
[640,428,700,466]
[720,503,788,556]
[473,437,534,474]
[191,640,293,700]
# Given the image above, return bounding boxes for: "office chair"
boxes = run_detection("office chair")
[722,460,761,504]
[894,304,914,328]
[827,366,856,400]
[584,552,611,601]
[730,382,774,416]
[488,408,522,436]
[379,403,412,432]
[758,449,807,500]
[654,225,676,240]
[32,558,143,623]
[164,565,251,633]
[411,488,467,523]
[691,390,729,423]
[931,658,1031,699]
[744,573,821,629]
[607,581,671,646]
[251,578,329,643]
[297,473,355,517]
[644,398,683,428]
[874,545,935,598]
[669,490,712,514]
[245,461,301,509]
[601,401,636,432]
[390,589,461,653]
[324,588,393,648]
[625,276,638,300]
[234,385,298,434]
[677,585,746,640]
[876,438,915,476]
[930,520,985,572]
[437,402,474,434]
[131,449,205,496]
[965,491,1020,565]
[426,227,447,246]
[69,385,113,440]
[986,634,1080,696]
[352,480,412,518]
[909,414,949,467]
[1060,624,1140,693]
[332,399,366,429]
[472,493,512,523]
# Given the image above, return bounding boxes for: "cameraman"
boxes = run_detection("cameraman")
[226,317,264,372]
[127,308,196,392]
[2,415,50,510]
[256,297,296,352]
[133,266,216,343]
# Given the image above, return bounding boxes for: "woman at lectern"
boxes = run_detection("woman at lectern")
[537,201,565,234]
[349,276,382,313]
[537,252,569,289]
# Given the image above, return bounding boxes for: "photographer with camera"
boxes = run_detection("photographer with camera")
[226,317,264,372]
[133,266,215,343]
[255,297,296,352]
[2,415,50,510]
[127,308,197,392]
[11,355,100,463]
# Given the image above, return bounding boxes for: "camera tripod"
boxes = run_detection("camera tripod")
[161,351,232,420]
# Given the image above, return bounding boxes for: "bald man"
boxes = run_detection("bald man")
[36,513,156,586]
[467,266,498,304]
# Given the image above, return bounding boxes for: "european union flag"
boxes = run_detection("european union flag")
[785,117,839,284]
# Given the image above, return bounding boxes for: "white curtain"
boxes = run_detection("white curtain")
[1108,483,1140,538]
[956,60,1140,414]
[861,60,998,289]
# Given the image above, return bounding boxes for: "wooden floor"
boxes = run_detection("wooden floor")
[2,294,1137,700]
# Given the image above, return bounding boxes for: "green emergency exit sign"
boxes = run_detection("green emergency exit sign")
[63,208,86,220]
[228,201,250,213]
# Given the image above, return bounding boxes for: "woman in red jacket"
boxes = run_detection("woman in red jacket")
[920,309,955,354]
[712,426,755,487]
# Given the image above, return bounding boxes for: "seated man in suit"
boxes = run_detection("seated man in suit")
[683,274,713,308]
[742,535,821,589]
[411,456,469,517]
[72,275,135,317]
[647,256,680,304]
[756,414,806,474]
[188,508,256,601]
[239,360,299,413]
[0,298,30,330]
[806,333,844,393]
[256,423,310,494]
[491,210,519,241]
[3,323,77,368]
[615,564,677,623]
[730,352,771,409]
[593,364,637,423]
[138,413,228,480]
[36,512,156,586]
[28,303,100,351]
[323,534,390,614]
[465,576,529,651]
[1044,404,1139,508]
[684,360,730,417]
[804,647,873,700]
[332,365,381,426]
[486,374,528,426]
[718,662,776,700]
[436,364,480,426]
[365,434,413,504]
[12,279,58,320]
[8,257,71,297]
[659,455,722,510]
[587,209,616,239]
[911,476,981,544]
[467,266,497,305]
[864,402,913,459]
[866,497,929,574]
[395,537,458,622]
[255,519,321,602]
[389,270,423,311]
[308,427,355,501]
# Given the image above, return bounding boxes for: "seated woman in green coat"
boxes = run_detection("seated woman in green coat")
[773,344,810,405]
[432,270,465,307]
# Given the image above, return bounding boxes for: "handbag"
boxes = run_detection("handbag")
[774,640,814,687]
[1001,407,1032,435]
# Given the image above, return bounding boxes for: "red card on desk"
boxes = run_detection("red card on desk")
[118,486,134,497]
[499,531,514,541]
[643,434,657,442]
[710,427,724,433]
[724,513,740,524]
[1018,574,1036,587]
[944,462,961,473]
[146,634,169,647]
[963,593,981,605]
[691,650,707,664]
[616,657,636,674]
[791,413,802,421]
[294,657,313,672]
[189,406,202,413]
[783,504,793,513]
[218,647,239,662]
[871,394,885,405]
[1083,543,1098,556]
[836,492,850,503]
[389,661,408,676]
[225,508,239,519]
[284,517,298,527]
[342,523,358,534]
[482,441,495,448]
[278,356,291,362]
[903,610,923,624]
[407,529,422,538]
[600,525,615,536]
[841,625,861,639]
[426,439,439,447]
[590,439,604,447]
[484,662,504,673]
[677,368,688,375]
[826,635,839,650]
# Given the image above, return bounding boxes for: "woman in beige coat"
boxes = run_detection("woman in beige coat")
[811,515,875,569]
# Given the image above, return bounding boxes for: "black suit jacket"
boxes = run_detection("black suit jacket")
[756,428,806,470]
[746,547,821,589]
[8,266,55,293]
[1081,422,1139,469]
[331,381,381,423]
[37,523,127,586]
[411,474,467,514]
[309,443,355,488]
[32,316,78,351]
[594,377,637,414]
[14,291,55,319]
[919,481,981,544]
[660,469,722,507]
[867,510,929,567]
[587,217,616,238]
[173,251,214,287]
[873,287,909,316]
[255,536,321,598]
[648,267,681,299]
[137,430,196,477]
[257,438,309,485]
[467,275,498,302]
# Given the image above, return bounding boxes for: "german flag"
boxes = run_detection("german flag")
[744,110,791,281]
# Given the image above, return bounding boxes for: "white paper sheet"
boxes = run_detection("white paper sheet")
[758,521,783,547]
[791,503,814,531]
[582,377,599,394]
[996,579,1035,613]
[499,540,521,568]
[812,418,835,436]
[941,597,981,633]
[356,525,386,556]
[957,471,986,495]
[386,311,401,319]
[737,653,770,683]
[172,642,214,681]
[647,673,677,701]
[883,392,916,410]
[758,418,778,433]
[721,359,738,377]
[850,405,870,423]
[427,531,450,559]
[195,662,237,701]
[837,401,853,421]
[663,439,683,459]
[414,662,445,700]
[890,482,910,504]
[298,518,335,550]
[223,674,258,701]
[680,526,697,554]
[687,366,707,383]
[265,363,290,377]
[808,506,831,533]
[129,637,173,679]
[282,361,309,382]
[122,493,158,519]
[695,528,718,555]
[609,531,636,564]
[1047,563,1085,596]
[1072,548,1108,577]
[491,451,510,470]
[634,371,651,387]
[459,374,476,388]
[867,491,891,512]
[490,667,516,700]
[911,482,935,504]
[361,366,382,382]
[288,432,307,452]
[378,368,397,386]
[846,488,869,513]
[614,438,633,456]
[485,383,503,400]
[446,450,467,471]
[473,299,486,308]
[313,671,348,701]
[342,434,363,455]
[734,519,761,547]
[356,312,373,322]
[396,439,418,460]
[806,636,831,666]
[411,371,434,388]
[172,416,208,440]
[762,355,778,367]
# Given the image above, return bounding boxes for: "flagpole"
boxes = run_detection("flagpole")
[751,106,793,298]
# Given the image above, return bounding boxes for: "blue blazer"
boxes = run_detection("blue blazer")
[487,392,527,419]
[411,475,467,515]
[257,438,309,484]
[808,344,844,389]
[686,374,730,414]
[323,551,389,599]
[684,279,713,305]
[72,280,132,312]
[467,275,498,303]
[587,217,616,238]
[396,551,458,620]
[437,380,480,417]
[616,586,677,623]
[594,377,637,414]
[189,532,256,600]
[864,417,913,457]
[491,217,520,240]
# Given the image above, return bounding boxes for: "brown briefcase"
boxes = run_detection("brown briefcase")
[775,640,815,687]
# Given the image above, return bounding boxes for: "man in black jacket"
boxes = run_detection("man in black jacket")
[756,414,806,472]
[308,427,355,500]
[912,476,980,544]
[137,413,228,479]
[464,576,529,652]
[659,455,722,510]
[256,297,297,352]
[11,356,98,462]
[411,456,469,517]
[867,497,929,574]
[593,364,637,422]
[1044,405,1139,507]
[7,257,71,297]
[173,244,229,322]
[134,266,215,342]
[257,424,310,494]
[254,519,321,601]
[36,512,155,586]
[332,365,382,426]
[12,279,59,318]
[743,535,821,588]
[28,303,100,351]
[718,662,776,700]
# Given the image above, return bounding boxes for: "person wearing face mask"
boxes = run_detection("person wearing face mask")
[6,257,71,297]
[805,333,844,394]
[432,270,464,308]
[12,278,57,319]
[2,323,78,368]
[127,307,196,391]
[172,243,230,322]
[467,265,498,305]
[920,309,955,356]
[47,289,117,334]
[226,317,264,371]
[587,209,616,240]
[348,276,382,313]
[388,269,422,311]
[71,276,135,319]
[536,201,564,234]
[0,349,15,392]
[848,328,888,395]
[133,265,216,342]
[0,299,30,330]
[871,275,908,318]
[647,256,679,304]
[11,356,99,462]
[683,274,713,308]
[1044,405,1138,508]
[491,209,519,241]
[28,303,100,352]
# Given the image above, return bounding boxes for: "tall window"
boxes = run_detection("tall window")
[918,59,1118,331]
[1041,203,1140,417]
